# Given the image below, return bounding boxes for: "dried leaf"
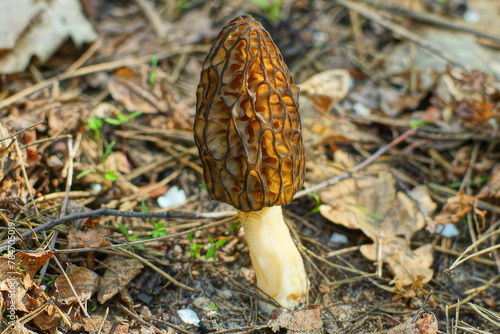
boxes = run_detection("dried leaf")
[387,312,438,334]
[431,192,475,231]
[0,0,97,74]
[67,228,111,249]
[267,306,323,333]
[97,256,144,304]
[54,264,100,304]
[16,251,54,289]
[300,69,350,113]
[319,167,434,286]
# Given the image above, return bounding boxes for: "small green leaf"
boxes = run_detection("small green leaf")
[210,302,218,310]
[206,246,216,261]
[105,117,121,125]
[76,169,95,179]
[149,71,158,85]
[126,111,142,121]
[87,117,103,140]
[102,141,116,163]
[214,237,228,247]
[154,222,165,229]
[227,221,241,232]
[104,170,118,181]
[208,237,214,243]
[117,223,130,237]
[199,184,207,191]
[409,119,428,128]
[150,55,158,67]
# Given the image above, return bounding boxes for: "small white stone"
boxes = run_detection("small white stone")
[436,223,459,238]
[353,102,371,117]
[90,183,102,193]
[463,11,480,23]
[157,186,186,208]
[177,309,200,326]
[329,232,349,244]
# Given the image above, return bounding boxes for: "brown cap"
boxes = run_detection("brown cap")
[194,15,304,212]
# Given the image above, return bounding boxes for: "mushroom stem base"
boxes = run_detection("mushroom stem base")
[238,206,307,312]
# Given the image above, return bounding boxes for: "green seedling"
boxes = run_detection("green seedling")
[77,140,118,181]
[307,193,322,214]
[210,302,218,311]
[117,223,145,250]
[105,111,142,126]
[251,0,284,21]
[357,206,383,221]
[90,300,98,311]
[141,201,168,238]
[227,221,241,233]
[206,237,228,264]
[199,184,208,191]
[36,275,55,285]
[149,55,159,85]
[409,119,428,128]
[188,233,204,259]
[87,117,103,141]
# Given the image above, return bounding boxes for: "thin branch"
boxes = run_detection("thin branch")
[0,208,235,251]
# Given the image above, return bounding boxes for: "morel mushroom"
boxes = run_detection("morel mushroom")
[194,15,307,311]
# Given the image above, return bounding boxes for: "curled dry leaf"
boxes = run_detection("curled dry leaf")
[299,69,351,113]
[319,167,435,286]
[97,255,144,304]
[54,263,100,305]
[16,251,54,289]
[430,191,475,232]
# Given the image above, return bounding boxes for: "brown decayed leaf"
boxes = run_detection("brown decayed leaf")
[16,251,54,289]
[97,255,144,304]
[432,191,475,229]
[107,66,168,113]
[54,263,100,305]
[82,312,130,334]
[67,228,111,249]
[32,304,62,333]
[268,306,323,333]
[387,311,438,334]
[319,166,434,286]
[299,69,350,113]
[6,322,39,334]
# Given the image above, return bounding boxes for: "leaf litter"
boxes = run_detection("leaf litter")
[0,0,499,333]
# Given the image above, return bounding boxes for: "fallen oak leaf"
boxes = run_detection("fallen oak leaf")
[319,166,435,286]
[54,264,100,305]
[97,255,143,304]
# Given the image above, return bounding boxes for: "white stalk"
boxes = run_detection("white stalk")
[238,206,308,312]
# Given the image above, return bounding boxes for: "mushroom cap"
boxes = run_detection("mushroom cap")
[194,15,304,212]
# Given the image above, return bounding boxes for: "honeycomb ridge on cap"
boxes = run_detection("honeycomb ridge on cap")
[194,15,304,212]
